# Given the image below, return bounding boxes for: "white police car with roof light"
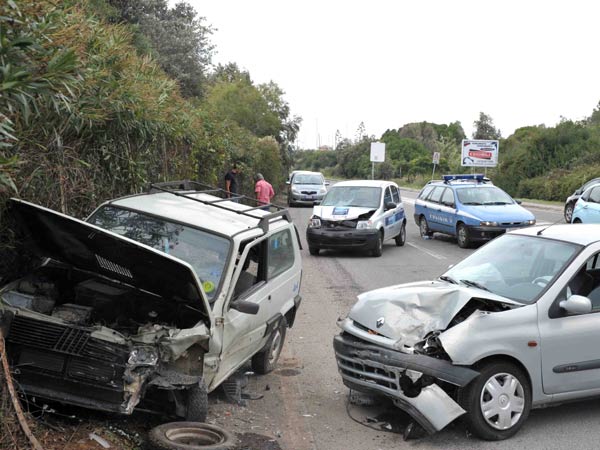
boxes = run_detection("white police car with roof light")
[306,180,406,257]
[414,174,536,248]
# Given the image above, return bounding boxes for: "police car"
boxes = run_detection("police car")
[306,180,406,257]
[414,174,536,248]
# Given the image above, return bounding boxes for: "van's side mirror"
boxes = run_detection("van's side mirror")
[325,181,330,186]
[231,299,259,315]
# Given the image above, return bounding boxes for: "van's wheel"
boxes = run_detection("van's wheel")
[419,216,432,238]
[395,222,406,246]
[148,422,236,450]
[371,231,383,257]
[457,223,471,248]
[458,361,531,441]
[184,381,208,422]
[251,318,287,374]
[309,247,320,256]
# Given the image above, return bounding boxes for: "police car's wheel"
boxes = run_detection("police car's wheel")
[419,216,432,238]
[371,232,383,257]
[395,222,406,246]
[564,202,574,223]
[457,223,471,248]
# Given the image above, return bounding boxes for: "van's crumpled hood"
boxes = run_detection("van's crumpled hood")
[8,199,212,328]
[349,280,520,347]
[314,205,376,221]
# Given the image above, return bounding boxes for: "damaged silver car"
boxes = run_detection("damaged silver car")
[0,181,302,421]
[335,224,600,440]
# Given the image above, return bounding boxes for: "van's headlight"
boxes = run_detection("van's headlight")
[480,221,498,227]
[308,216,321,228]
[356,220,373,229]
[128,346,159,366]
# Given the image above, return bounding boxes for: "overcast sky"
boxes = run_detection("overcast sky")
[187,0,600,149]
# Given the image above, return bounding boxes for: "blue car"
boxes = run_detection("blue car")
[413,174,536,248]
[572,182,600,224]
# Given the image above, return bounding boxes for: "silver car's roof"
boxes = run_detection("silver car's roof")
[510,223,600,246]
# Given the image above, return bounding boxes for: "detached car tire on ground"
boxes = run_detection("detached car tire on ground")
[0,181,302,422]
[334,224,600,440]
[148,422,236,450]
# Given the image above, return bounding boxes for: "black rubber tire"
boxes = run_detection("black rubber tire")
[395,222,406,247]
[309,246,320,256]
[457,223,471,248]
[458,362,531,441]
[251,318,287,375]
[564,202,574,223]
[184,381,208,422]
[148,422,236,450]
[371,231,383,257]
[419,216,432,238]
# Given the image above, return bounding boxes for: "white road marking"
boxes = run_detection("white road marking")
[407,241,447,260]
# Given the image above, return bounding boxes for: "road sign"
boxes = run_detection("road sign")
[370,142,385,162]
[461,140,499,167]
[432,152,440,164]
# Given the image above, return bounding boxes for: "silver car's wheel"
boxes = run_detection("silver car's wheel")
[459,361,531,440]
[480,372,525,431]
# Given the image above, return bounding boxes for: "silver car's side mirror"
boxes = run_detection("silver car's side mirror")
[559,295,592,315]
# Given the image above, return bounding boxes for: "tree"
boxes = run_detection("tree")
[473,112,501,139]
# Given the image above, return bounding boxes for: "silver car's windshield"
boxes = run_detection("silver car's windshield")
[456,186,514,205]
[293,174,323,184]
[321,186,381,208]
[442,234,580,304]
[89,206,229,301]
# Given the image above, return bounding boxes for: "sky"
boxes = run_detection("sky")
[186,0,600,149]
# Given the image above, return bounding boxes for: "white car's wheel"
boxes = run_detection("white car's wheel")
[395,222,406,246]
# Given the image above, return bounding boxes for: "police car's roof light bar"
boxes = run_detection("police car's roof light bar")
[443,174,485,183]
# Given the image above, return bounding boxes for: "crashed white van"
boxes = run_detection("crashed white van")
[335,225,600,440]
[0,181,302,421]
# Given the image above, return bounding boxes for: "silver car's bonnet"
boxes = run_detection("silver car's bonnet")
[349,280,521,347]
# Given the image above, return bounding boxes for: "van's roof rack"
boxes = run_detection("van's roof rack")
[147,180,291,234]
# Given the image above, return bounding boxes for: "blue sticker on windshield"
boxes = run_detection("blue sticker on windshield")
[333,207,349,215]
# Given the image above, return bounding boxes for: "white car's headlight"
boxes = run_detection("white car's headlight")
[308,216,321,228]
[480,221,498,227]
[356,220,373,229]
[128,346,159,366]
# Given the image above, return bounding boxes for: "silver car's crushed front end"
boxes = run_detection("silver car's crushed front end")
[333,331,478,433]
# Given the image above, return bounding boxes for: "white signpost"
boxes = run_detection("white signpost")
[432,151,440,180]
[461,140,499,167]
[370,142,386,179]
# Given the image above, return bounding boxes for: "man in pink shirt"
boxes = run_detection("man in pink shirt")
[255,173,275,209]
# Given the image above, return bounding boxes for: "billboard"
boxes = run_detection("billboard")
[461,140,499,167]
[370,142,385,162]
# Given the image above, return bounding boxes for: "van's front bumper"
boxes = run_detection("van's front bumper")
[306,227,379,251]
[333,332,479,433]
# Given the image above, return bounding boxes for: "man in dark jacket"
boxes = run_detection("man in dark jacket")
[224,163,240,199]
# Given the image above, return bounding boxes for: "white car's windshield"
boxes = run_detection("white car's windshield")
[89,206,229,301]
[457,186,514,205]
[442,234,580,304]
[321,186,381,208]
[293,174,323,184]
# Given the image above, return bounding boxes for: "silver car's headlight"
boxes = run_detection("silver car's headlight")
[356,220,374,229]
[128,346,159,366]
[291,187,300,193]
[308,216,321,228]
[480,221,498,226]
[319,188,326,194]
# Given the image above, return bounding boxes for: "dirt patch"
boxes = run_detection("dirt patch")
[235,432,282,450]
[276,369,301,377]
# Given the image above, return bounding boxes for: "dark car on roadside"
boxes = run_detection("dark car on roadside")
[564,177,600,222]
